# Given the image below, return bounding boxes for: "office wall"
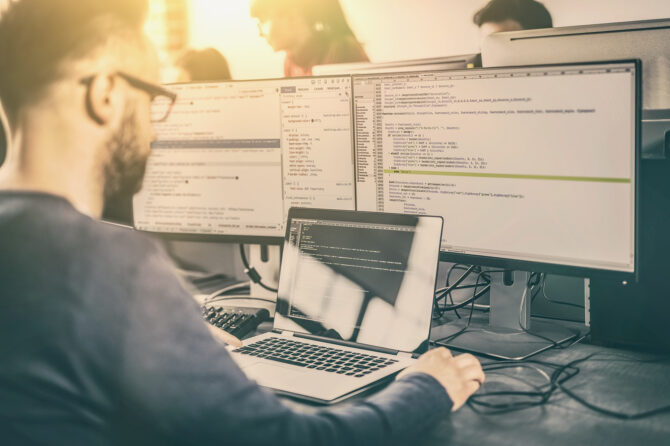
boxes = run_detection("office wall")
[187,0,670,81]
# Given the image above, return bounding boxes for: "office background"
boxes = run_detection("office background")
[115,0,669,279]
[174,0,670,80]
[1,1,669,88]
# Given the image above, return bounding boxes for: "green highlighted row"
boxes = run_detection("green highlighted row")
[383,169,631,184]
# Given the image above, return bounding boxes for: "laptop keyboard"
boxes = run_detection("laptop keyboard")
[233,337,398,378]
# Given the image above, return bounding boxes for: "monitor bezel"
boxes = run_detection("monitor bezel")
[312,53,480,76]
[132,73,356,246]
[424,59,642,281]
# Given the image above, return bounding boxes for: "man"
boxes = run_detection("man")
[474,0,553,42]
[0,1,484,444]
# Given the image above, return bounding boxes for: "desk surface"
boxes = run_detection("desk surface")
[217,293,670,445]
[423,343,670,446]
[278,341,670,446]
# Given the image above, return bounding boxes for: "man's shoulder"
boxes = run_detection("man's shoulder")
[0,191,163,268]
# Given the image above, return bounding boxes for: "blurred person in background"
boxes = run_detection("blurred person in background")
[250,0,369,77]
[175,47,232,82]
[474,0,552,42]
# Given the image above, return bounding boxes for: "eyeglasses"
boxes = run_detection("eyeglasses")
[80,71,178,123]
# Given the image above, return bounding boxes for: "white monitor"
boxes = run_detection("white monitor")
[133,76,356,242]
[482,19,670,160]
[353,61,639,278]
[313,54,479,76]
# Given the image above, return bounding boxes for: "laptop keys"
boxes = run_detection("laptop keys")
[233,337,397,377]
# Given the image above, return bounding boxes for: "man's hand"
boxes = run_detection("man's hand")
[206,323,243,348]
[397,347,484,411]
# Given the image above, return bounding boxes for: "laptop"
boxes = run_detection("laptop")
[228,208,443,404]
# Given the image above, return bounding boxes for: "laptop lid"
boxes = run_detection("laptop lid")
[274,208,443,354]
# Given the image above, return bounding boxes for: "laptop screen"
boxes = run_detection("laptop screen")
[275,209,443,353]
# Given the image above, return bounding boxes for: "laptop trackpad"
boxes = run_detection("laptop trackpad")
[242,363,307,389]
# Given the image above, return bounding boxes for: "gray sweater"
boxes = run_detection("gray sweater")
[0,192,452,445]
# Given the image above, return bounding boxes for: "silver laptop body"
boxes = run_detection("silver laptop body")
[229,208,443,404]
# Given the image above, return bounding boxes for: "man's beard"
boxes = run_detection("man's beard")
[100,110,150,224]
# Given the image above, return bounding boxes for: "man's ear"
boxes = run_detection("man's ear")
[84,73,117,126]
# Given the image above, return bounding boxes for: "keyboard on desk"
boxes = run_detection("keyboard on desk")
[233,337,398,378]
[201,304,270,339]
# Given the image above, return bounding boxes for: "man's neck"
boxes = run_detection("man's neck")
[0,119,104,218]
[0,170,103,217]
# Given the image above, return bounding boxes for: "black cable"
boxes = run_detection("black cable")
[433,265,502,318]
[445,264,471,319]
[552,354,670,420]
[438,285,491,312]
[207,295,276,305]
[436,270,580,352]
[437,270,491,343]
[469,352,670,419]
[435,265,477,301]
[239,244,278,293]
[434,264,474,319]
[517,273,579,350]
[468,358,580,414]
[529,272,544,302]
[542,275,586,309]
[530,274,585,309]
[203,282,251,303]
[436,269,511,344]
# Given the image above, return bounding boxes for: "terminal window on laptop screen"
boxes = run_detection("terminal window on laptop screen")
[275,215,442,353]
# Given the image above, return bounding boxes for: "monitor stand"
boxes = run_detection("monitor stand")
[434,270,578,360]
[246,244,280,301]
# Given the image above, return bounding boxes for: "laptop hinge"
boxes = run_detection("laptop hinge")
[397,352,412,359]
[276,331,293,337]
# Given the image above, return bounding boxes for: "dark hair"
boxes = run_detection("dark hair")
[473,0,552,30]
[176,48,232,82]
[0,0,148,126]
[250,0,356,38]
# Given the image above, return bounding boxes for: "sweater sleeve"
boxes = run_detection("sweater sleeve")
[117,242,453,446]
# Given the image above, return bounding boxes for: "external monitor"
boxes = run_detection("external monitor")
[352,61,640,358]
[353,61,639,279]
[312,54,480,76]
[482,18,670,160]
[132,75,356,244]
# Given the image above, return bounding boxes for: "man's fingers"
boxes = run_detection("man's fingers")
[436,347,453,359]
[454,354,484,384]
[450,380,481,412]
[464,379,481,395]
[461,365,486,385]
[454,353,479,368]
